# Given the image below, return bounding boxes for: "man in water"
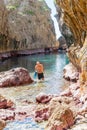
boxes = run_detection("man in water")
[35,61,44,80]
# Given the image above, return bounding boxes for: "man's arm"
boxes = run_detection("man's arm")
[35,65,37,72]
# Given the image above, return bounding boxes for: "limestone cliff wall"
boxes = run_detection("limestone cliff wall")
[0,0,56,53]
[56,0,87,47]
[56,0,87,70]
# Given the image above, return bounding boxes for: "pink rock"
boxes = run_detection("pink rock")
[7,100,14,108]
[63,63,79,82]
[0,109,15,121]
[35,107,49,122]
[51,123,63,130]
[0,67,33,87]
[0,99,7,109]
[46,106,75,130]
[0,96,14,109]
[36,93,52,103]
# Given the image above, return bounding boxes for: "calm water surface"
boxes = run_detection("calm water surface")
[0,53,69,102]
[1,52,69,130]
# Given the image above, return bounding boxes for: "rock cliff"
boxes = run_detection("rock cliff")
[56,0,87,47]
[56,0,87,92]
[0,0,56,53]
[56,0,87,67]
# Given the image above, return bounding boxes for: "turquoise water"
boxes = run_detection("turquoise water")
[0,52,69,73]
[0,52,69,130]
[0,53,69,96]
[0,53,69,101]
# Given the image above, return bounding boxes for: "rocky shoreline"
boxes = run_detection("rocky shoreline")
[0,47,60,61]
[34,63,87,130]
[0,63,87,130]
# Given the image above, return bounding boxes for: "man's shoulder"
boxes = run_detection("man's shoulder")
[40,63,43,66]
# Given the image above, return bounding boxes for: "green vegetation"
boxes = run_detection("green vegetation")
[24,10,35,15]
[7,4,19,10]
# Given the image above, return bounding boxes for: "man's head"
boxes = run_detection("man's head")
[36,61,40,64]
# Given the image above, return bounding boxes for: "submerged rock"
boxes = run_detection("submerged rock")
[0,67,33,87]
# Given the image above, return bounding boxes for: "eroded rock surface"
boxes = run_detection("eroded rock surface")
[0,0,56,54]
[56,0,87,47]
[63,63,79,82]
[56,0,87,91]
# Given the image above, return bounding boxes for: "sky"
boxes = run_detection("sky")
[44,0,62,39]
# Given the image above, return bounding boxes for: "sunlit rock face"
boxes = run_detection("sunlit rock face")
[56,0,87,87]
[0,0,56,52]
[56,0,87,47]
[56,0,87,67]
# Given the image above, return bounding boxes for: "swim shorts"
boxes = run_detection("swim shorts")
[38,73,44,80]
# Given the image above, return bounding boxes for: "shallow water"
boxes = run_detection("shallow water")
[0,53,69,102]
[4,117,45,130]
[0,52,69,130]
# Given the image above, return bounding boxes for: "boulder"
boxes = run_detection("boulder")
[63,63,79,82]
[45,104,75,130]
[36,93,52,104]
[0,67,33,87]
